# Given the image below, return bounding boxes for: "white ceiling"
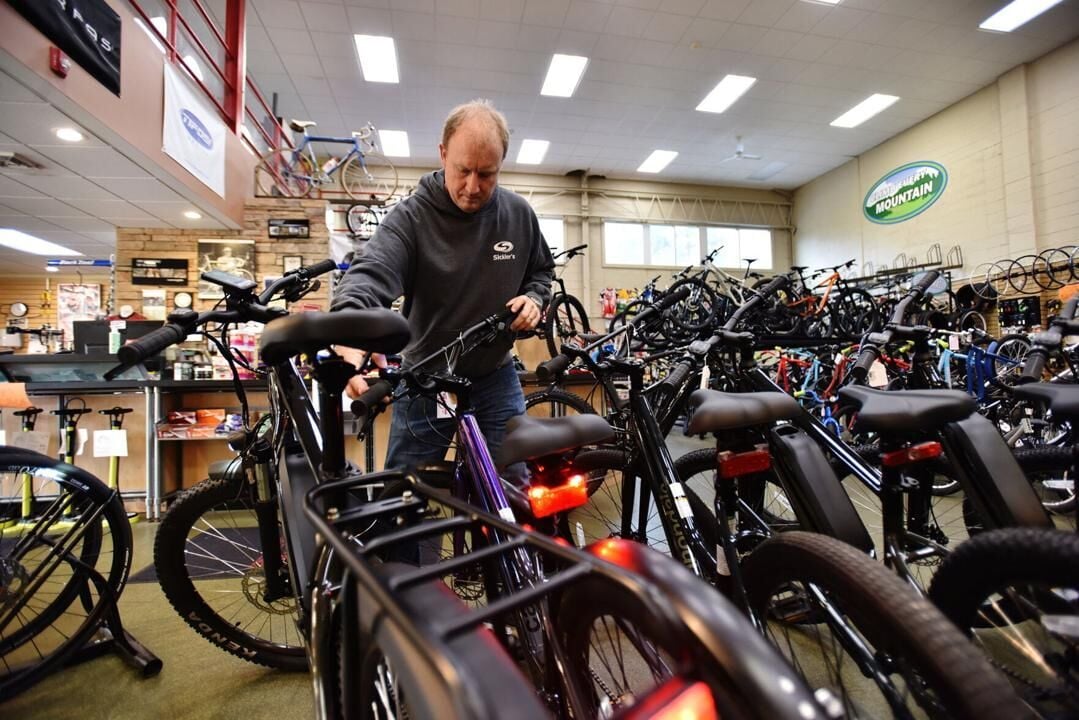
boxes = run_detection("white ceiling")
[0,69,227,274]
[228,0,1079,188]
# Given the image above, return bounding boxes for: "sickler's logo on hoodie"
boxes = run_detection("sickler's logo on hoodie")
[492,241,516,261]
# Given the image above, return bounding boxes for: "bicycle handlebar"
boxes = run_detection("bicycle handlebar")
[535,353,573,383]
[350,379,395,418]
[1018,296,1079,383]
[723,274,789,331]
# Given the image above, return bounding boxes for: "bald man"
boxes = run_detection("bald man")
[333,99,555,475]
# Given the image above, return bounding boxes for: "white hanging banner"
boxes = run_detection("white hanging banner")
[163,63,226,197]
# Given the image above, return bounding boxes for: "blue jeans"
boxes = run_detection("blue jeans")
[385,362,526,478]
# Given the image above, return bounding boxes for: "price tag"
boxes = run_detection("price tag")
[93,429,129,458]
[435,392,457,420]
[868,360,889,388]
[0,430,6,445]
[699,364,711,390]
[10,430,50,455]
[948,334,959,350]
[58,428,89,456]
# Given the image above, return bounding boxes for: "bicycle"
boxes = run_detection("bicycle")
[772,261,879,338]
[531,244,591,358]
[123,263,820,718]
[255,120,398,202]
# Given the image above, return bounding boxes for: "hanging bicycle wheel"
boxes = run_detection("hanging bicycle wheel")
[340,152,398,203]
[1034,247,1072,289]
[957,310,987,333]
[255,149,314,198]
[0,450,130,701]
[1005,254,1037,295]
[988,334,1032,381]
[345,203,380,237]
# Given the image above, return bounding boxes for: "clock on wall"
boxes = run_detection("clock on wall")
[174,292,193,309]
[9,302,28,318]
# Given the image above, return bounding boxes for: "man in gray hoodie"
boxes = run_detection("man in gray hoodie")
[332,99,555,473]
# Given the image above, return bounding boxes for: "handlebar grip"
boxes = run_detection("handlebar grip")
[656,284,692,311]
[1060,296,1079,322]
[849,345,880,384]
[350,379,394,418]
[304,258,338,277]
[660,360,693,390]
[536,354,572,383]
[912,270,941,295]
[754,274,790,300]
[116,323,188,366]
[1019,348,1048,383]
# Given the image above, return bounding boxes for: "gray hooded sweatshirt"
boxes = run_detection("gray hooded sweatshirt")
[331,169,555,377]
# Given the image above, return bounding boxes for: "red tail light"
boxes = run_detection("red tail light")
[618,680,718,720]
[881,441,943,467]
[528,474,589,518]
[717,448,771,479]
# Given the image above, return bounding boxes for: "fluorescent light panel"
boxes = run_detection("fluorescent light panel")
[0,230,82,256]
[638,150,678,174]
[54,127,83,142]
[802,0,842,5]
[378,130,410,157]
[354,35,399,83]
[541,54,588,97]
[980,0,1066,31]
[830,93,899,128]
[517,139,549,165]
[696,74,757,114]
[183,210,202,219]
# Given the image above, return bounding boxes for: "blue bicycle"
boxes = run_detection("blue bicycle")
[255,120,398,202]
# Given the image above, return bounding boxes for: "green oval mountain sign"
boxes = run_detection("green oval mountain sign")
[864,161,948,224]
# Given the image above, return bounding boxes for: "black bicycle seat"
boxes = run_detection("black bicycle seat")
[52,407,92,418]
[13,407,43,417]
[790,266,809,273]
[838,386,975,434]
[686,389,800,434]
[289,119,316,132]
[496,414,614,466]
[99,407,134,416]
[260,309,410,364]
[1012,383,1079,424]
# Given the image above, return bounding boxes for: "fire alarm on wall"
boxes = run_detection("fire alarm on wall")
[49,47,71,78]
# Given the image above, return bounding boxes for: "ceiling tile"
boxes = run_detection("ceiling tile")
[47,217,117,233]
[301,2,349,31]
[775,1,834,33]
[281,54,326,76]
[31,147,151,179]
[784,34,837,63]
[267,27,317,54]
[2,197,86,216]
[479,0,525,23]
[391,11,436,41]
[756,28,805,57]
[716,23,769,53]
[253,0,307,29]
[523,0,568,27]
[699,0,752,22]
[565,1,614,33]
[736,0,797,27]
[436,0,479,17]
[643,12,692,43]
[515,25,562,53]
[0,175,49,199]
[555,29,600,54]
[15,175,118,201]
[345,6,393,33]
[604,6,654,37]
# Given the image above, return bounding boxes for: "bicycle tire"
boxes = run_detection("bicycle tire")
[987,261,1011,297]
[927,527,1079,717]
[666,277,720,334]
[543,294,591,359]
[742,531,1027,720]
[0,451,131,701]
[988,334,1032,381]
[255,148,314,198]
[958,310,987,333]
[345,203,380,236]
[1034,248,1071,290]
[340,152,398,202]
[1006,255,1037,295]
[524,389,596,418]
[153,471,307,670]
[833,287,879,336]
[1012,445,1077,515]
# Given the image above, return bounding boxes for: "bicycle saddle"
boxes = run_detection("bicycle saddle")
[13,407,42,417]
[1012,383,1079,424]
[838,386,975,433]
[496,414,614,466]
[52,407,92,417]
[790,265,809,273]
[685,389,800,434]
[259,309,410,364]
[99,407,134,415]
[288,119,316,132]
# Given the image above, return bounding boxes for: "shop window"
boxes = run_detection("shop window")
[603,222,646,265]
[538,216,565,259]
[605,222,774,269]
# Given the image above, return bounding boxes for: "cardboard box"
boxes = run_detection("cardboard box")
[196,408,226,426]
[166,410,197,425]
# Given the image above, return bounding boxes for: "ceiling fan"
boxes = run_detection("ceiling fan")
[719,136,761,163]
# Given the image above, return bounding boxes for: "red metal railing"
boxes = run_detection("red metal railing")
[125,0,290,155]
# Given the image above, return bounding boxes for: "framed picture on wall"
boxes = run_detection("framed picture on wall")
[197,238,255,299]
[282,255,303,273]
[57,284,101,342]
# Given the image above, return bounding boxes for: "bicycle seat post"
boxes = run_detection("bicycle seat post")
[311,355,357,478]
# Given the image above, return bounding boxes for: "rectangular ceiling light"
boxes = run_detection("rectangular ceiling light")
[378,130,410,157]
[979,0,1066,32]
[517,139,550,164]
[354,35,399,83]
[830,93,899,128]
[749,161,789,181]
[695,74,757,114]
[541,54,589,97]
[802,0,842,4]
[0,230,82,256]
[637,150,678,173]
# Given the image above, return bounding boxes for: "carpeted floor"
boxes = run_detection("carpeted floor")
[1,521,312,720]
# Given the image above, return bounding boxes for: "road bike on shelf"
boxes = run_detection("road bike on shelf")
[255,120,398,202]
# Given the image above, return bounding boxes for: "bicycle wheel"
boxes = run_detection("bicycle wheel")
[1033,248,1071,290]
[564,449,720,559]
[989,334,1032,381]
[833,288,879,336]
[958,310,987,333]
[666,278,719,334]
[1013,446,1077,517]
[986,261,1011,297]
[742,531,1026,720]
[1006,255,1037,295]
[340,152,398,202]
[524,389,596,418]
[153,470,307,670]
[544,294,591,359]
[0,450,130,700]
[255,148,314,198]
[928,527,1079,717]
[345,203,380,236]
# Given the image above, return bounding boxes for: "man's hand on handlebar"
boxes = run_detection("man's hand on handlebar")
[338,346,388,400]
[507,295,541,332]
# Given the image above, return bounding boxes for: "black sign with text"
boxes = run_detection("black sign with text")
[132,258,189,286]
[268,218,310,238]
[7,0,122,95]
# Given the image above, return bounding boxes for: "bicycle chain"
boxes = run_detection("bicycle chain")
[589,666,620,708]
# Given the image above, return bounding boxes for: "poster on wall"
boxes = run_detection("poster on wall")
[57,284,102,344]
[7,0,121,95]
[197,239,255,299]
[141,289,167,321]
[864,162,948,225]
[163,64,226,197]
[132,258,189,286]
